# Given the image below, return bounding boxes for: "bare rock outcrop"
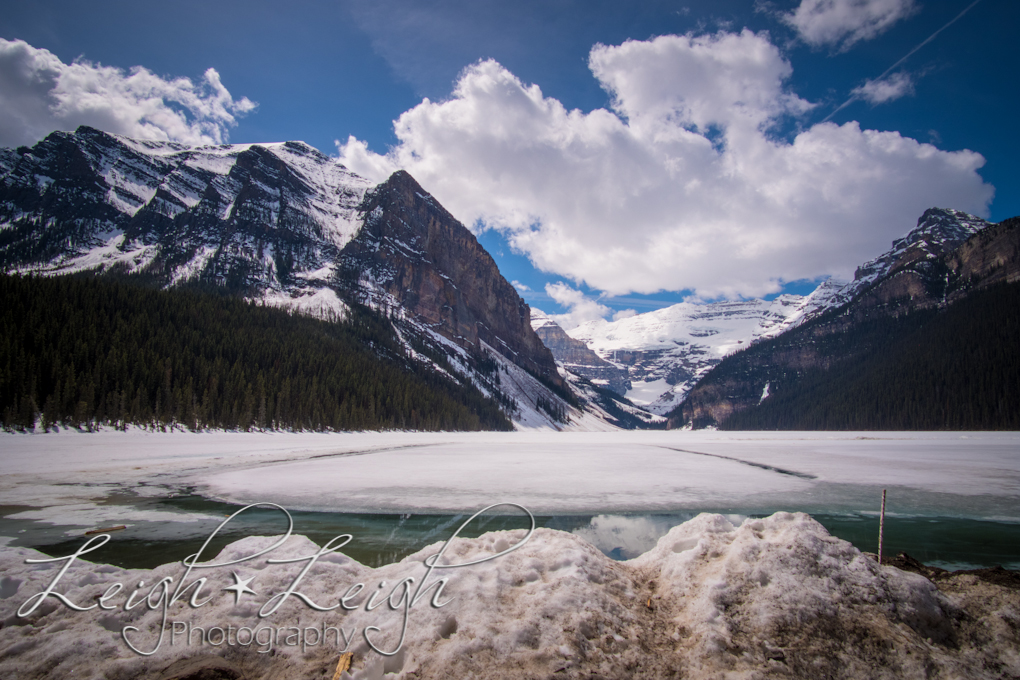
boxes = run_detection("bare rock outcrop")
[339,170,562,386]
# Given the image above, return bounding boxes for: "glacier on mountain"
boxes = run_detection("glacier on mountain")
[536,284,842,414]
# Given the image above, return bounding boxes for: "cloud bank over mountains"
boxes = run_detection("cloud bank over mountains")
[0,12,996,305]
[339,28,992,299]
[0,38,255,148]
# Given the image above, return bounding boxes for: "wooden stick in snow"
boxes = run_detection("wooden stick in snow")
[878,489,887,566]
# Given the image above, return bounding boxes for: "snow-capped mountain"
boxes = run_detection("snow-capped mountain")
[530,309,630,393]
[1,126,371,317]
[536,284,842,415]
[841,207,991,304]
[529,310,667,429]
[2,127,995,431]
[0,126,616,430]
[535,207,992,416]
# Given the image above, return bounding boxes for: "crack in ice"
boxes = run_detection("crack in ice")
[656,446,818,480]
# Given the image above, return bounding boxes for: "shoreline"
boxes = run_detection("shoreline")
[3,429,1020,572]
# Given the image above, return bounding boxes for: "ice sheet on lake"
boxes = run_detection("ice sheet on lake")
[2,430,1019,525]
[4,503,222,532]
[195,431,1020,517]
[197,439,814,513]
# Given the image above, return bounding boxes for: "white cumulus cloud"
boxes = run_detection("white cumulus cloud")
[611,308,639,322]
[0,38,256,148]
[338,29,992,299]
[544,283,614,330]
[782,0,918,50]
[852,71,915,104]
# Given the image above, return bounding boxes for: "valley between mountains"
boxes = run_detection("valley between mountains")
[2,126,1017,432]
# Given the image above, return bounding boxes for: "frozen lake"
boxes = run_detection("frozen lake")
[2,430,1018,569]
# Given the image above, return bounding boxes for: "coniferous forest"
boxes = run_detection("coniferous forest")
[720,282,1020,430]
[0,273,513,432]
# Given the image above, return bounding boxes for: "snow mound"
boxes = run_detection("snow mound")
[631,512,967,676]
[0,512,1016,679]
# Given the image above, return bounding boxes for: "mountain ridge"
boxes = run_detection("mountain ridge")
[532,207,995,419]
[0,127,590,431]
[4,127,1010,432]
[667,213,1020,429]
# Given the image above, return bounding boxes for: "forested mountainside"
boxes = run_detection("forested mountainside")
[0,127,601,430]
[0,273,512,432]
[669,216,1020,430]
[5,127,1015,433]
[718,282,1020,430]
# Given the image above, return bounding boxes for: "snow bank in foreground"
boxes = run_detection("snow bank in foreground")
[1,512,1016,680]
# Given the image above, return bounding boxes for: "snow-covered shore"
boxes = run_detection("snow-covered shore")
[1,511,1018,679]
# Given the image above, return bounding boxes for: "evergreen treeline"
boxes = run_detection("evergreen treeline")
[536,395,568,423]
[721,282,1020,430]
[0,273,512,432]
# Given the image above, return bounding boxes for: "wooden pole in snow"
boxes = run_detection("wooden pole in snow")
[878,489,887,566]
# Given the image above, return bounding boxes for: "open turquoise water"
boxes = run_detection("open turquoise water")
[3,492,1019,572]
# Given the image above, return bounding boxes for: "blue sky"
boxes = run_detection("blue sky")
[1,0,1016,323]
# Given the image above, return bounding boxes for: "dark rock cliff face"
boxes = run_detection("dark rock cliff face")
[338,170,563,386]
[668,212,1019,429]
[532,318,630,394]
[946,216,1020,294]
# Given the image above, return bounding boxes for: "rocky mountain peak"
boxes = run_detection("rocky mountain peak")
[1,128,585,428]
[530,310,630,394]
[853,207,990,287]
[340,170,563,386]
[909,207,990,245]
